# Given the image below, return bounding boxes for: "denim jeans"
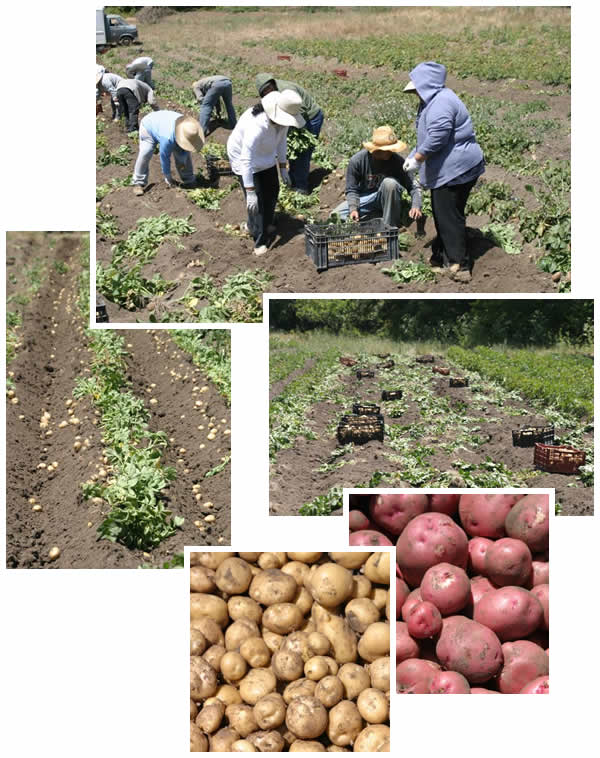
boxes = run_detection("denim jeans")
[199,79,237,135]
[331,177,409,227]
[133,126,194,187]
[134,62,154,89]
[289,109,324,192]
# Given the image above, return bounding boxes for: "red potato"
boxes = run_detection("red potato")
[400,588,422,622]
[519,675,549,694]
[396,658,440,694]
[498,641,549,694]
[349,510,371,532]
[529,561,549,587]
[530,584,549,630]
[504,494,549,553]
[458,494,519,538]
[468,537,494,575]
[420,563,470,616]
[396,578,411,618]
[428,494,460,516]
[474,587,543,641]
[469,576,496,608]
[396,512,469,588]
[406,601,442,639]
[483,538,532,587]
[369,493,429,536]
[396,621,420,662]
[428,671,471,694]
[435,616,503,684]
[349,530,393,547]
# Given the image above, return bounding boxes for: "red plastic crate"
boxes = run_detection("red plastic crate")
[534,443,586,474]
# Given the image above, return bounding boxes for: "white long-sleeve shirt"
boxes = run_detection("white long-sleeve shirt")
[227,108,287,188]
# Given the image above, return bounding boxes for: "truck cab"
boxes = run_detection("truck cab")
[96,8,138,47]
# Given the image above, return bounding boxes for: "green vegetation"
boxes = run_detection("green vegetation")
[181,270,273,323]
[96,261,174,310]
[382,258,437,283]
[97,144,132,167]
[171,330,232,403]
[97,175,133,201]
[187,186,234,210]
[96,208,120,239]
[112,213,196,264]
[482,222,521,255]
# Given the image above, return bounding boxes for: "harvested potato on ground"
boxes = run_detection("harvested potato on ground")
[190,551,391,750]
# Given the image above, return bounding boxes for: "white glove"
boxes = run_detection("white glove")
[280,167,291,186]
[403,156,420,174]
[164,176,176,188]
[246,189,259,214]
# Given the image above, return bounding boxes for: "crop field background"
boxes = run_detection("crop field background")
[269,303,593,519]
[5,232,231,568]
[96,6,571,322]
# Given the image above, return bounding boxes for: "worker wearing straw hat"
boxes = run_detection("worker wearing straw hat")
[132,111,204,196]
[403,61,485,283]
[228,89,305,257]
[331,126,422,227]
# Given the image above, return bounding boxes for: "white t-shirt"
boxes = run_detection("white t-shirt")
[227,108,288,188]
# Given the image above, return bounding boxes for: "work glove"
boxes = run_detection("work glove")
[280,167,291,186]
[403,156,420,175]
[246,189,259,214]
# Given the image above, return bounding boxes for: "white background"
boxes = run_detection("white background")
[1,0,598,756]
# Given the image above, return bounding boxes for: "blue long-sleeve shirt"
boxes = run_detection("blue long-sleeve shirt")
[140,110,184,178]
[408,62,484,189]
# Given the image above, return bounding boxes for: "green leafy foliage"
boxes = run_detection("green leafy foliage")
[382,258,436,283]
[187,187,233,210]
[181,270,273,323]
[171,330,232,402]
[482,222,521,254]
[96,144,132,167]
[287,127,319,160]
[96,261,174,310]
[96,208,120,239]
[112,213,196,264]
[299,486,343,516]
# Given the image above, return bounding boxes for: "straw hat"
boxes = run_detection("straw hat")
[262,89,305,128]
[174,116,205,152]
[362,126,407,153]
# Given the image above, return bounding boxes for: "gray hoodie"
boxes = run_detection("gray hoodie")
[117,78,156,106]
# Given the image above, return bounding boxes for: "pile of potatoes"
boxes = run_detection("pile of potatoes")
[190,551,391,751]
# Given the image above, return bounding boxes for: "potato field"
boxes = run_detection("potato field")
[269,333,593,518]
[6,232,231,568]
[96,6,571,323]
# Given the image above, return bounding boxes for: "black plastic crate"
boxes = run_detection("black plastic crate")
[337,414,384,445]
[352,402,380,416]
[449,377,469,387]
[382,390,403,401]
[305,218,399,272]
[205,152,233,176]
[356,370,375,379]
[415,354,435,364]
[512,426,555,447]
[377,360,395,370]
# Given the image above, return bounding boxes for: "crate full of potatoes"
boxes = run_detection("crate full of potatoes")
[305,218,399,271]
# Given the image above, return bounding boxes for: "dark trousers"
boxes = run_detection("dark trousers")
[237,166,279,248]
[117,88,141,133]
[430,178,477,269]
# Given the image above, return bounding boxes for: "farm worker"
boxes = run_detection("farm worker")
[96,65,106,114]
[96,70,123,122]
[330,126,422,228]
[256,73,324,195]
[126,56,154,88]
[227,90,305,257]
[116,79,159,134]
[193,75,237,136]
[132,111,204,197]
[403,61,485,283]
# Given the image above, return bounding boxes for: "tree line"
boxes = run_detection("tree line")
[270,299,593,347]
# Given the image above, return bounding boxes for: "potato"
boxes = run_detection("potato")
[327,700,363,746]
[221,651,248,682]
[190,628,207,656]
[191,616,224,647]
[467,537,494,575]
[420,562,471,615]
[294,586,314,616]
[226,704,259,737]
[369,587,388,611]
[272,649,305,682]
[369,493,429,536]
[329,552,371,569]
[368,657,389,693]
[210,726,240,751]
[250,569,298,605]
[282,560,312,586]
[238,668,277,705]
[309,563,354,607]
[307,632,331,657]
[364,551,391,585]
[395,658,440,694]
[190,698,198,721]
[304,655,338,681]
[356,688,388,723]
[315,675,344,707]
[190,593,229,628]
[498,640,549,694]
[190,565,217,594]
[474,587,544,641]
[262,629,284,653]
[215,684,243,706]
[228,596,263,625]
[345,598,380,634]
[351,575,372,599]
[357,622,390,662]
[287,552,323,563]
[483,538,532,587]
[247,730,285,752]
[226,619,261,650]
[435,616,503,684]
[203,643,226,671]
[258,552,287,569]
[354,724,390,752]
[190,656,218,700]
[396,620,420,663]
[286,695,328,739]
[279,631,310,659]
[428,670,471,693]
[253,692,287,729]
[232,739,257,752]
[191,551,236,569]
[190,722,208,752]
[239,637,271,668]
[263,603,305,635]
[458,494,519,538]
[289,740,327,751]
[519,675,549,694]
[406,601,442,639]
[315,610,358,663]
[531,583,549,629]
[504,494,549,553]
[337,663,370,700]
[400,588,422,622]
[283,677,317,704]
[216,557,254,594]
[238,552,262,562]
[196,699,225,733]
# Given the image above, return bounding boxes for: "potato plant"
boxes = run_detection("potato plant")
[348,492,550,693]
[190,551,391,751]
